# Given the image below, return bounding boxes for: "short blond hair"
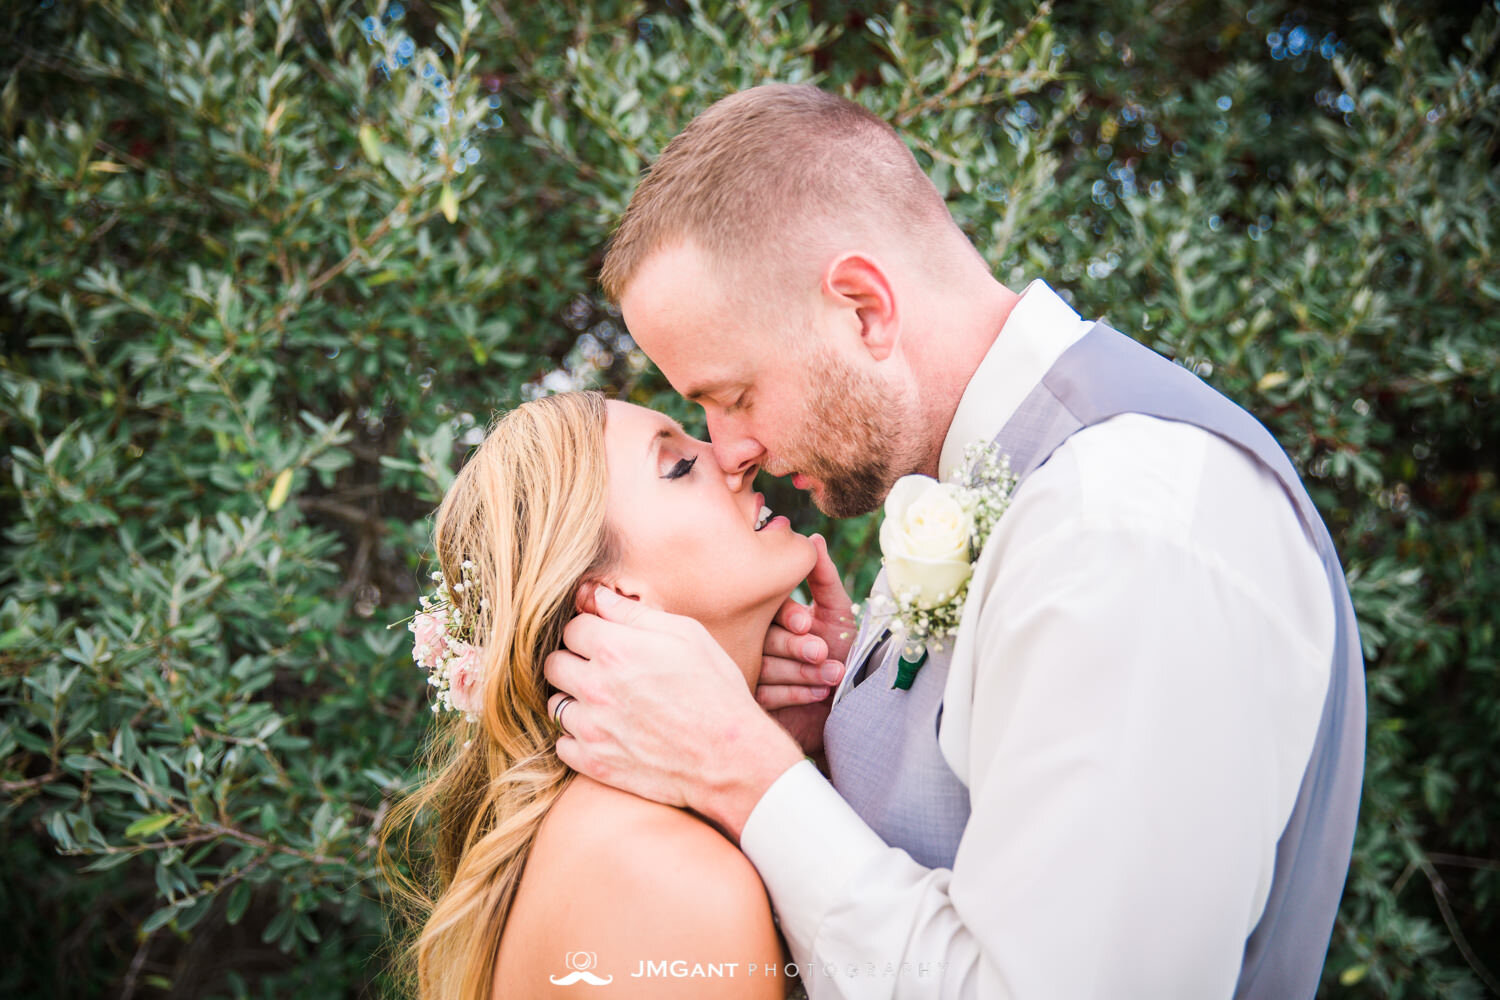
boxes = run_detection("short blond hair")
[599,84,959,303]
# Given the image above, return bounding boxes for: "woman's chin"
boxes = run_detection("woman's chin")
[750,518,819,575]
[790,529,820,576]
[764,539,820,612]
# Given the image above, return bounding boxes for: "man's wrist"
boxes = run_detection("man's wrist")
[696,714,805,842]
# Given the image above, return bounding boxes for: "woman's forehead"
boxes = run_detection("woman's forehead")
[604,400,688,446]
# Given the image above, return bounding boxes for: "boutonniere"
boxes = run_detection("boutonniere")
[865,441,1016,690]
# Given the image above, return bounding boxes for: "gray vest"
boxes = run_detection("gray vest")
[824,322,1366,999]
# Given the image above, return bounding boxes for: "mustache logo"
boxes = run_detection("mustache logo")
[552,952,612,986]
[549,970,614,986]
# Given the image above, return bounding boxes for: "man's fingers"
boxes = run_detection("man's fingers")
[759,654,844,688]
[805,534,852,611]
[581,582,645,623]
[545,690,596,742]
[772,596,813,635]
[580,582,685,633]
[763,624,828,664]
[818,659,845,686]
[561,612,620,662]
[553,733,583,772]
[542,647,589,696]
[754,683,832,710]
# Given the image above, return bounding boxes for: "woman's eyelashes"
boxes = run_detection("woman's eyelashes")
[661,456,698,480]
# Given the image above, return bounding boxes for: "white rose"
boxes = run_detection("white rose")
[879,475,975,610]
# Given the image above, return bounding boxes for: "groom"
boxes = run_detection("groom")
[543,84,1365,999]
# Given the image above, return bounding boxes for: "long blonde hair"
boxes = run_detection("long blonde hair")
[380,391,616,1000]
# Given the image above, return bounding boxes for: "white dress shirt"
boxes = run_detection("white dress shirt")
[740,280,1335,999]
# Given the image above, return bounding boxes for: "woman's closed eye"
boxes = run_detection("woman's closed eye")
[661,456,697,480]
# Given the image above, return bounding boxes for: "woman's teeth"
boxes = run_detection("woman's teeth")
[755,505,773,531]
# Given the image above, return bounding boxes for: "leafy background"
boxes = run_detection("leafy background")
[2,0,1496,996]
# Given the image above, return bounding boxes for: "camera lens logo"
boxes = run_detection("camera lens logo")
[550,951,613,987]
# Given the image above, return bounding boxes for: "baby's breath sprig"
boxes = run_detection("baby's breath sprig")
[954,440,1017,546]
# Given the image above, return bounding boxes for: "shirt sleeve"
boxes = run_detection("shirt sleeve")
[739,419,1333,1000]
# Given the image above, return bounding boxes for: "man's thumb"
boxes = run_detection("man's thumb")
[807,534,849,605]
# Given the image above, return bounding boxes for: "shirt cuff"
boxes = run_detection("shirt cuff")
[739,759,890,953]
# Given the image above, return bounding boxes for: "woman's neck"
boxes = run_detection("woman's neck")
[699,600,781,690]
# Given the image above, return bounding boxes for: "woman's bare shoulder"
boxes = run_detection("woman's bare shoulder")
[545,775,771,911]
[498,775,785,998]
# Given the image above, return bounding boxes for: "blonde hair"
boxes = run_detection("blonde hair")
[380,391,616,1000]
[598,83,960,303]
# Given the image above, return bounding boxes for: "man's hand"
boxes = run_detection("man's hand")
[544,585,805,840]
[756,534,856,755]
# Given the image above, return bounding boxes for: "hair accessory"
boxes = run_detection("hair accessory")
[401,560,487,722]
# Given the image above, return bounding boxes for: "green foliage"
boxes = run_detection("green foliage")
[2,0,1496,996]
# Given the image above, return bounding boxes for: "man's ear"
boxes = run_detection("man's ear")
[823,252,898,361]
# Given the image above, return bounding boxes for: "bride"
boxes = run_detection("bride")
[382,390,834,999]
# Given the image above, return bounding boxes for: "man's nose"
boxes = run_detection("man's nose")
[721,457,761,493]
[706,413,764,489]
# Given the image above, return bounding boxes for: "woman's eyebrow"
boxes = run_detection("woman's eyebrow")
[642,428,672,464]
[647,425,678,458]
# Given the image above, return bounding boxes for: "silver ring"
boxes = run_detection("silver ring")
[552,695,576,738]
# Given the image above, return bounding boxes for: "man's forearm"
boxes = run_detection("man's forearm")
[738,760,982,1000]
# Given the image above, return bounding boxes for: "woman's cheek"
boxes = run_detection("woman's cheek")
[656,522,714,613]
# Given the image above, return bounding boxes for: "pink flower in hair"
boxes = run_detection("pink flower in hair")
[396,561,488,722]
[410,609,449,669]
[447,641,485,718]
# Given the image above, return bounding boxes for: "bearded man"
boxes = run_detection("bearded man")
[545,84,1365,1000]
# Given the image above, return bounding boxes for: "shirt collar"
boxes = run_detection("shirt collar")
[937,279,1096,480]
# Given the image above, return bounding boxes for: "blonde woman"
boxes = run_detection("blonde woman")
[382,390,835,999]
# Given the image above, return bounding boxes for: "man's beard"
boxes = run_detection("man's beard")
[793,351,917,518]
